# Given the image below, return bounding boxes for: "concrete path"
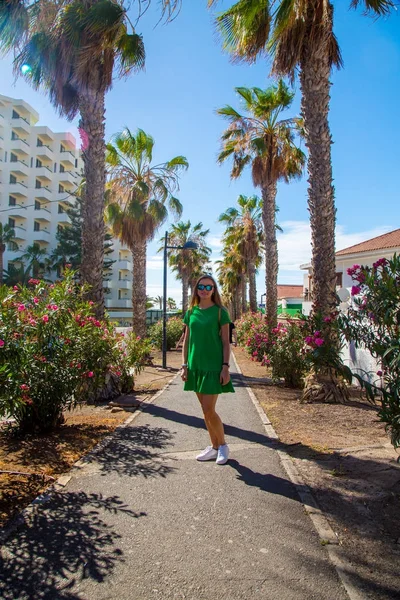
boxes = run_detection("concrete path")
[0,367,349,600]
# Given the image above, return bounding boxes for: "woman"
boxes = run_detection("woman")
[181,274,234,465]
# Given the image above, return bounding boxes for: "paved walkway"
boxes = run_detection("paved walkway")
[0,367,349,600]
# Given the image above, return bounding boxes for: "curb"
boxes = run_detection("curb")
[0,369,180,548]
[231,351,365,600]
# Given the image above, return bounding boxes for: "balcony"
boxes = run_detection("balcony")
[11,116,31,134]
[33,229,51,243]
[35,126,54,141]
[57,211,70,224]
[105,299,131,309]
[36,145,53,160]
[8,181,28,197]
[35,187,53,201]
[118,280,132,290]
[60,150,75,166]
[36,166,53,180]
[13,226,27,242]
[10,139,30,155]
[59,171,77,185]
[118,260,132,270]
[10,160,29,177]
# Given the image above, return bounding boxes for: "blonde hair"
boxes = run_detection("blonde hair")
[189,274,224,309]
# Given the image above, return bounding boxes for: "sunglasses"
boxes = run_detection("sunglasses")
[197,284,214,291]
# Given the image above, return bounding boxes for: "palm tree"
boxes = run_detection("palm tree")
[217,82,305,329]
[167,297,177,310]
[0,1,179,318]
[164,221,212,314]
[0,223,18,285]
[154,295,163,309]
[19,243,48,279]
[216,248,244,320]
[219,194,263,312]
[211,0,393,400]
[106,128,188,337]
[2,263,30,287]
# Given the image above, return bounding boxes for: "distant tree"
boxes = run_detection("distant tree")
[19,244,48,279]
[2,263,30,287]
[154,295,163,309]
[51,199,115,279]
[167,297,177,310]
[0,223,18,285]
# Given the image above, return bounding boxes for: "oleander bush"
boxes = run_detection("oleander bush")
[0,270,137,434]
[148,316,184,351]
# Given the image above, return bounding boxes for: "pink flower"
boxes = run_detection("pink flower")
[373,258,387,270]
[33,297,39,304]
[351,286,361,296]
[29,319,37,325]
[0,340,4,347]
[87,371,94,378]
[42,315,49,323]
[28,278,40,285]
[13,285,19,291]
[20,384,29,391]
[252,351,258,356]
[51,305,58,311]
[377,370,383,377]
[17,304,25,311]
[94,320,101,327]
[314,338,324,347]
[304,336,313,345]
[136,336,141,340]
[323,316,332,323]
[88,301,94,306]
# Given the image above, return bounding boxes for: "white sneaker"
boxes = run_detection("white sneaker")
[196,446,218,461]
[216,444,230,465]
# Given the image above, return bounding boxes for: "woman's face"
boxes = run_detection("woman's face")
[196,278,215,300]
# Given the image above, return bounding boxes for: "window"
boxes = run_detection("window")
[75,159,78,168]
[58,204,64,213]
[35,180,42,189]
[60,164,65,173]
[9,174,17,184]
[35,200,41,210]
[34,222,40,231]
[10,153,18,162]
[336,272,343,288]
[8,218,15,228]
[12,110,20,119]
[11,131,18,140]
[36,159,42,168]
[60,144,65,152]
[37,138,43,147]
[58,184,64,193]
[9,196,16,206]
[54,163,57,172]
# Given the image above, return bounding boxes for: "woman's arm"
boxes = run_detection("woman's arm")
[181,325,189,381]
[220,323,231,385]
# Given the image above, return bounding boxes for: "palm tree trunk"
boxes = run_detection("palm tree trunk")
[241,276,247,313]
[300,48,337,320]
[79,91,106,319]
[248,261,257,312]
[234,291,240,321]
[262,182,278,331]
[182,275,190,314]
[131,239,147,338]
[299,22,347,404]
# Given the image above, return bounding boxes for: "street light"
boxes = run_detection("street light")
[260,292,266,308]
[162,231,198,369]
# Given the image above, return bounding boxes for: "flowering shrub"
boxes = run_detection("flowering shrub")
[235,312,270,361]
[148,316,184,350]
[339,255,400,448]
[0,271,134,434]
[267,321,307,388]
[124,334,153,375]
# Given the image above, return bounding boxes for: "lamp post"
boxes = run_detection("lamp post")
[260,292,266,308]
[162,231,198,369]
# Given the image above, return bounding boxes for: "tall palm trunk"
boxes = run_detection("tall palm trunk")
[0,245,4,285]
[131,238,147,338]
[300,50,336,321]
[262,182,278,331]
[234,290,240,321]
[182,274,189,314]
[241,276,247,313]
[248,261,257,312]
[299,17,348,404]
[79,89,106,319]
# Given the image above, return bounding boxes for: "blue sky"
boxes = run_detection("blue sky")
[1,1,399,305]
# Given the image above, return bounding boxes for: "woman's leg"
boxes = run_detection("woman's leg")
[197,393,225,448]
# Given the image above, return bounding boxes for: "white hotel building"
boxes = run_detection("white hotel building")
[0,94,133,323]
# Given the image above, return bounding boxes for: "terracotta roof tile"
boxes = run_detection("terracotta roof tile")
[277,284,303,299]
[336,229,400,256]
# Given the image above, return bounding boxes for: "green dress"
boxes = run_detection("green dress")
[183,304,235,395]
